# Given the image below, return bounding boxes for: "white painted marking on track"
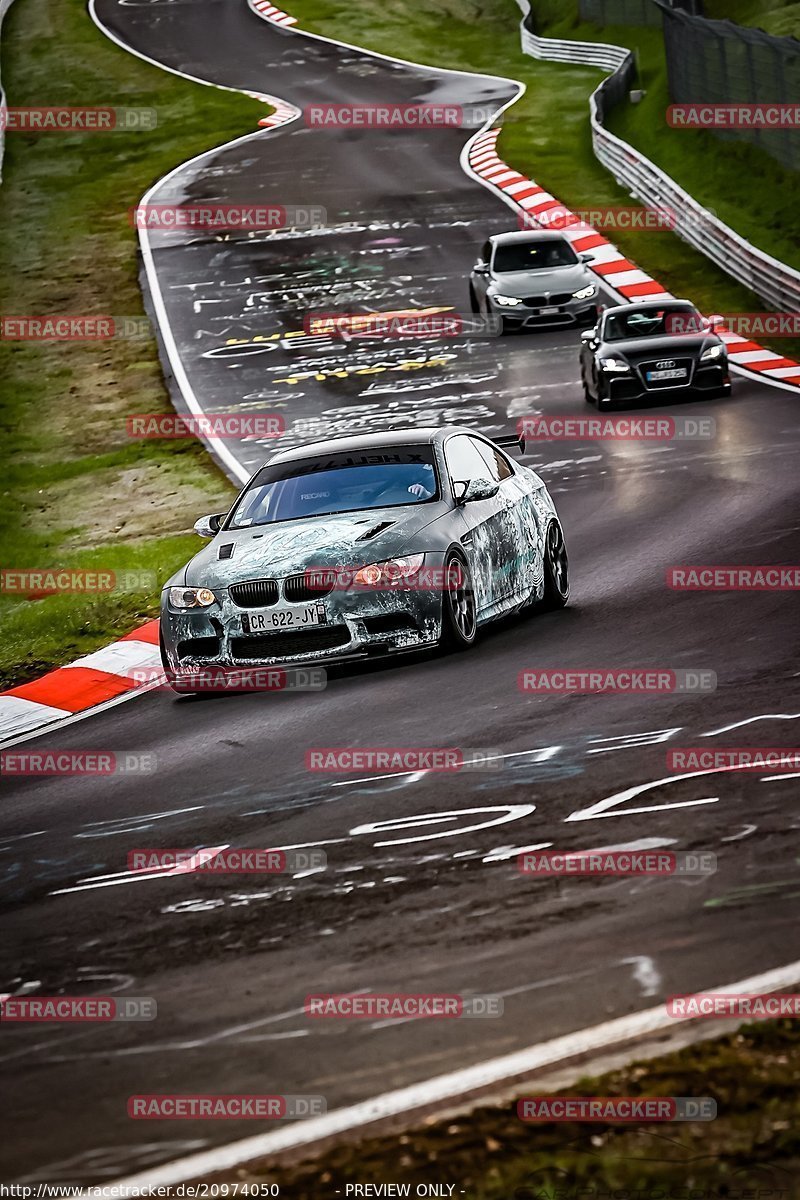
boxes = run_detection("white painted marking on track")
[349,805,536,846]
[700,713,800,737]
[621,955,662,997]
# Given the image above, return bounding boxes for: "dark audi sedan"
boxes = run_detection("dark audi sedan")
[580,300,731,409]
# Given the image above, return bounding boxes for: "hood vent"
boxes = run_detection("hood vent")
[218,543,235,560]
[356,520,394,542]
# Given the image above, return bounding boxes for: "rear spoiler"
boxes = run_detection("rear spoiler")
[492,433,526,456]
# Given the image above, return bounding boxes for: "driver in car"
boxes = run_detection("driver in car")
[406,463,435,499]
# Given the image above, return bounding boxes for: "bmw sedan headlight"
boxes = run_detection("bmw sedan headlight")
[352,554,425,588]
[700,343,725,362]
[491,294,523,307]
[169,586,217,609]
[573,284,597,300]
[599,357,631,373]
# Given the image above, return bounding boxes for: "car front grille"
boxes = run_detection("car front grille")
[523,293,572,306]
[229,579,279,608]
[284,571,336,602]
[230,626,351,660]
[639,358,694,389]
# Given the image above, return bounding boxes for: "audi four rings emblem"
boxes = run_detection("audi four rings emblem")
[656,360,676,368]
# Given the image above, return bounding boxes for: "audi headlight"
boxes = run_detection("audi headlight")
[169,586,217,609]
[700,343,725,362]
[573,284,597,300]
[599,357,631,373]
[491,294,523,307]
[352,554,425,588]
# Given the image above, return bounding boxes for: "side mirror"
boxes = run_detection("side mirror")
[194,513,223,538]
[580,253,594,263]
[473,262,489,275]
[581,327,598,342]
[458,477,500,505]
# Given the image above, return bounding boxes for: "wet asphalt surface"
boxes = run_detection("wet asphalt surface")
[1,0,799,1185]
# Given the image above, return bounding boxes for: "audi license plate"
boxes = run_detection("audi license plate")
[646,368,687,381]
[246,604,326,632]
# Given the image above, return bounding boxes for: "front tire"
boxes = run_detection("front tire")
[440,550,478,651]
[469,285,479,314]
[540,522,570,610]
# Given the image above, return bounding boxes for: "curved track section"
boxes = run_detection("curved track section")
[2,0,800,1183]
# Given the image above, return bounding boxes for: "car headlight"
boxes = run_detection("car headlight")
[599,357,631,373]
[491,294,523,307]
[169,586,217,609]
[700,343,725,362]
[573,284,597,300]
[352,554,425,588]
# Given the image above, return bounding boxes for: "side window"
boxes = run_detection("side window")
[480,240,492,265]
[444,435,493,490]
[473,439,514,482]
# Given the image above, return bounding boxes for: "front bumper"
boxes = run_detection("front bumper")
[603,361,730,402]
[489,296,598,329]
[160,575,444,677]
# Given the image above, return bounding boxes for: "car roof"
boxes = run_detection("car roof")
[266,425,487,464]
[489,229,570,246]
[601,299,696,316]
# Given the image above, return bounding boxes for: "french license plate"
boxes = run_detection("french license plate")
[647,368,687,381]
[246,604,326,633]
[540,306,560,315]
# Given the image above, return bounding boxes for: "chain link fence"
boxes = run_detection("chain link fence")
[659,4,800,172]
[579,0,702,27]
[513,0,800,311]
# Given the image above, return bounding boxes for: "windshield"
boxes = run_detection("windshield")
[603,306,706,342]
[228,447,439,528]
[492,238,578,273]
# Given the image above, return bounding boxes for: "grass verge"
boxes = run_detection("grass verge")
[0,0,264,688]
[282,0,800,361]
[242,1021,800,1196]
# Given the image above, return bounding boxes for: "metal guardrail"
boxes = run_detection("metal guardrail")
[512,0,800,313]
